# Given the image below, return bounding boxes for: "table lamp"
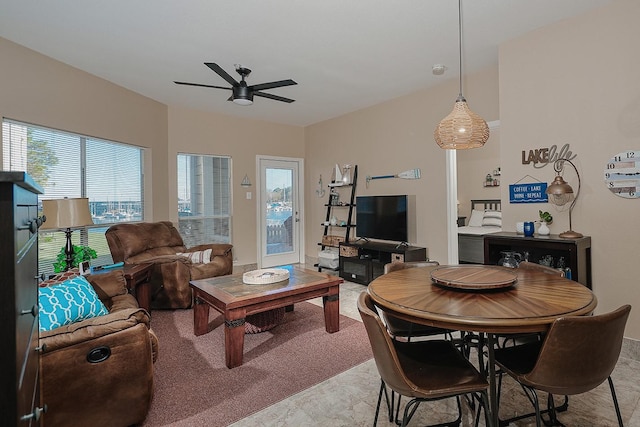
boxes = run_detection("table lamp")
[41,197,94,271]
[546,159,583,239]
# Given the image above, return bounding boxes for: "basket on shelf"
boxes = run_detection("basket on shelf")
[339,245,359,258]
[322,235,344,247]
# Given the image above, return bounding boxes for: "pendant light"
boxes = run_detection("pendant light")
[434,0,489,150]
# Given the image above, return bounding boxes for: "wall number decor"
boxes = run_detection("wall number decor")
[604,150,640,198]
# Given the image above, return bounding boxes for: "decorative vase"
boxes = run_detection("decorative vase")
[538,221,550,236]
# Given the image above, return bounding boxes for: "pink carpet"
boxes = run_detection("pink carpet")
[142,302,372,426]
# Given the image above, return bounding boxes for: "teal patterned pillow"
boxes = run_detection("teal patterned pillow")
[39,275,109,332]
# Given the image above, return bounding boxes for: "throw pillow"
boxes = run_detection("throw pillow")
[468,209,485,227]
[176,248,212,264]
[482,210,502,227]
[39,275,109,332]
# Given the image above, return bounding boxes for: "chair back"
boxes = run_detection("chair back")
[517,261,564,277]
[357,292,418,396]
[106,221,186,263]
[525,305,631,395]
[384,260,439,275]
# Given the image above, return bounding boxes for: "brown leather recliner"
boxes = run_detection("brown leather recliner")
[106,221,233,309]
[39,269,158,427]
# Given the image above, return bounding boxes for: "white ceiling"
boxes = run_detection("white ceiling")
[0,0,611,127]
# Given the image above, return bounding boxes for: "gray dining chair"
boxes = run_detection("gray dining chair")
[495,305,631,426]
[357,291,490,427]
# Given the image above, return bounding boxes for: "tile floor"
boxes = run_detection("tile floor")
[230,277,640,427]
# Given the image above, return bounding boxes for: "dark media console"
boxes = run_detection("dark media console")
[338,240,427,285]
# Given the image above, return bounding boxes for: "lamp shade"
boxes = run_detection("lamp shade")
[434,97,490,149]
[41,198,94,230]
[546,175,575,206]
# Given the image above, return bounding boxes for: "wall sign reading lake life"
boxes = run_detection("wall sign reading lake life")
[510,143,577,203]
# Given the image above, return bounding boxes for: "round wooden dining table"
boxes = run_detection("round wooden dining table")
[367,264,597,427]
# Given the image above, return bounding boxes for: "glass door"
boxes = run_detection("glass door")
[258,157,303,268]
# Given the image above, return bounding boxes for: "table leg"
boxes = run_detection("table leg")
[224,311,247,368]
[487,333,498,427]
[322,289,340,333]
[193,296,210,336]
[136,281,151,313]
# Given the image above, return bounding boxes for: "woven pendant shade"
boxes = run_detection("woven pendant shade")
[434,0,489,150]
[434,96,489,149]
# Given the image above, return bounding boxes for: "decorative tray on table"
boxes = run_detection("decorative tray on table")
[430,265,517,290]
[242,268,290,285]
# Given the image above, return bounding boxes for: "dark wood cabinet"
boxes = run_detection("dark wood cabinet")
[339,240,427,285]
[483,232,592,289]
[1,172,45,425]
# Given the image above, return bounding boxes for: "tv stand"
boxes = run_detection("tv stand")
[339,241,427,285]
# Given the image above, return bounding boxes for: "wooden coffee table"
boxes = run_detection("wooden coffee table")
[189,265,343,368]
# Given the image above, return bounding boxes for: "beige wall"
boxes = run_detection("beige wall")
[0,37,304,268]
[305,66,499,263]
[457,124,501,218]
[167,106,304,265]
[499,0,640,337]
[0,37,169,219]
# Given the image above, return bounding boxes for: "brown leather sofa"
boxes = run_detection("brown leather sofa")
[39,269,158,427]
[106,221,233,309]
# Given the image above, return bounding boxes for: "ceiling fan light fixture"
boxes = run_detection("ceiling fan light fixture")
[232,86,253,106]
[434,0,489,150]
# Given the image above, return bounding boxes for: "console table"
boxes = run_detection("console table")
[483,232,592,288]
[339,240,427,285]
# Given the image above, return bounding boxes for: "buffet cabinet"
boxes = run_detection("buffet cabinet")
[0,172,46,425]
[483,232,592,289]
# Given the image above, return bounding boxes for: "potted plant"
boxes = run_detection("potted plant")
[538,210,553,236]
[53,244,98,273]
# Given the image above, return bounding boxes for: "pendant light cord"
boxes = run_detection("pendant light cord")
[458,0,463,99]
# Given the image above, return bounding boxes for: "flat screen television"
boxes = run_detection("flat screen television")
[356,195,408,243]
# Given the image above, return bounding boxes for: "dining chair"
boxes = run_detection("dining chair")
[517,260,565,276]
[381,261,454,342]
[495,304,631,427]
[498,261,566,348]
[357,291,490,427]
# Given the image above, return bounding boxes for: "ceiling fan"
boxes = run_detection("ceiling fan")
[175,63,297,105]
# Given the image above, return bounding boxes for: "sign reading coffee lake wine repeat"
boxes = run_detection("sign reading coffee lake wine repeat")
[509,182,548,203]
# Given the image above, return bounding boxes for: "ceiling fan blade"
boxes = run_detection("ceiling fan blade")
[205,63,239,86]
[250,79,297,92]
[254,91,295,103]
[174,81,231,90]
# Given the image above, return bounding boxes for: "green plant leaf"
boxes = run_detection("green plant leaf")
[52,244,97,272]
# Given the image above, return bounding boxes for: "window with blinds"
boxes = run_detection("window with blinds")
[177,153,231,247]
[2,119,144,277]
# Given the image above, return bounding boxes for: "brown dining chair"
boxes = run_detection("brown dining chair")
[497,261,567,348]
[381,261,454,342]
[517,260,565,277]
[357,291,490,427]
[495,305,631,427]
